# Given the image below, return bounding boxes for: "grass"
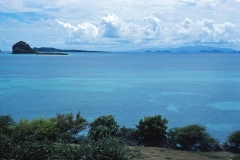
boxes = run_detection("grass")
[130,146,236,160]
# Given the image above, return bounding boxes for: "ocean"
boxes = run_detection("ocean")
[1,51,240,142]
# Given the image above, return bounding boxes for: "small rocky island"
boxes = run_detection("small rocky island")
[12,41,67,55]
[12,41,36,54]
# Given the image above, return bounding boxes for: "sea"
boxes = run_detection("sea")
[1,51,240,142]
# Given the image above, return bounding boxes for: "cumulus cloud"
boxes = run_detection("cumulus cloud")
[172,18,194,40]
[56,20,98,44]
[1,0,240,51]
[197,19,236,43]
[55,14,239,48]
[98,14,144,41]
[172,18,238,44]
[143,15,162,38]
[99,14,122,38]
[56,14,165,45]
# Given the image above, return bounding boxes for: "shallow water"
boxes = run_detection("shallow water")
[1,51,240,142]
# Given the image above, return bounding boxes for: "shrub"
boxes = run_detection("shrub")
[89,137,138,160]
[13,118,58,142]
[88,115,119,141]
[228,130,240,153]
[233,154,240,160]
[136,115,168,146]
[52,142,91,159]
[0,133,14,159]
[167,124,221,151]
[9,140,55,160]
[116,126,139,146]
[0,115,14,135]
[51,111,88,142]
[0,115,15,158]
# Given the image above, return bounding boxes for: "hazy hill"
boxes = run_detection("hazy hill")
[132,45,238,53]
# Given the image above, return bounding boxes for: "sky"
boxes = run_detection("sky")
[0,0,240,51]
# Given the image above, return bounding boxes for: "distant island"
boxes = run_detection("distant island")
[133,45,239,53]
[33,47,104,53]
[12,41,68,55]
[156,50,171,53]
[12,41,36,54]
[200,50,224,53]
[11,41,106,55]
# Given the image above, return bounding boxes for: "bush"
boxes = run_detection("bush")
[51,111,88,142]
[167,124,221,151]
[12,112,88,143]
[136,115,168,146]
[89,137,138,160]
[0,115,14,135]
[0,133,14,158]
[10,140,54,160]
[116,126,139,146]
[227,130,240,153]
[0,115,15,157]
[88,115,119,141]
[233,154,240,160]
[52,142,91,159]
[12,118,58,142]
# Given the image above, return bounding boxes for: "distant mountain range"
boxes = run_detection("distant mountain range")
[132,45,239,53]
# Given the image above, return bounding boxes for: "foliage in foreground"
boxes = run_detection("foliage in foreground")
[224,130,240,153]
[1,112,240,159]
[136,115,168,146]
[233,154,240,160]
[0,114,138,160]
[11,112,88,143]
[88,115,119,141]
[0,137,138,160]
[167,124,222,152]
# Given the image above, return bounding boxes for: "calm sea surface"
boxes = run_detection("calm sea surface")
[1,51,240,142]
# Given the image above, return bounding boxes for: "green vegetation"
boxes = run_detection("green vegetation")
[224,130,240,153]
[0,113,240,159]
[136,115,168,147]
[88,115,119,141]
[51,112,88,142]
[167,124,221,151]
[233,154,240,160]
[116,126,138,146]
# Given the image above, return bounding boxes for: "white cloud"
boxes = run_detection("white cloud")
[98,14,143,42]
[172,18,194,40]
[171,18,238,44]
[1,0,240,50]
[56,14,165,45]
[99,14,122,38]
[56,20,98,44]
[143,15,162,38]
[196,0,226,8]
[196,19,237,43]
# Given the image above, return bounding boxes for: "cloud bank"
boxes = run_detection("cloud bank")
[0,0,240,50]
[55,14,239,50]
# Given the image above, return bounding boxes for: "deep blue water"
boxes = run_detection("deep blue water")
[1,51,240,142]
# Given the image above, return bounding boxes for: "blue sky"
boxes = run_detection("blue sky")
[0,0,240,51]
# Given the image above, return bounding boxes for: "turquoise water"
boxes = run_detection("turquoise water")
[1,51,240,142]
